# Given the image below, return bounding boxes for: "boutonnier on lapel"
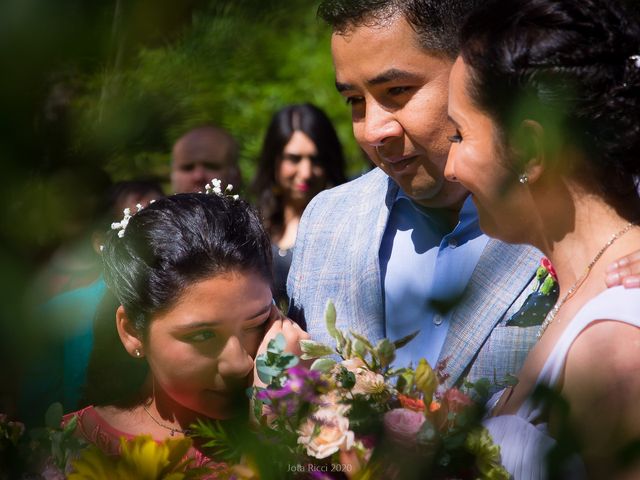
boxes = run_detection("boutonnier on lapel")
[506,257,559,327]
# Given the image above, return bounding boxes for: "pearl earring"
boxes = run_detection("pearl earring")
[518,173,529,184]
[134,349,142,358]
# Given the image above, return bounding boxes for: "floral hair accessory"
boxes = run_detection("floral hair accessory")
[110,203,144,238]
[203,178,239,200]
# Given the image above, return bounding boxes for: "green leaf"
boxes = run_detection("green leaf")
[255,358,279,384]
[540,274,556,295]
[415,359,438,404]
[442,431,467,450]
[62,414,78,435]
[375,338,396,369]
[396,370,415,394]
[349,331,374,351]
[267,333,286,354]
[45,402,63,429]
[310,357,337,372]
[393,330,420,350]
[278,354,299,369]
[352,338,366,358]
[189,418,242,462]
[344,338,353,358]
[299,339,334,360]
[416,417,439,447]
[325,300,339,339]
[336,366,356,390]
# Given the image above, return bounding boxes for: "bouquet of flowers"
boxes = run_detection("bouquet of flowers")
[196,302,509,480]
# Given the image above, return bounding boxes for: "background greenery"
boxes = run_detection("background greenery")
[72,0,364,185]
[0,0,364,416]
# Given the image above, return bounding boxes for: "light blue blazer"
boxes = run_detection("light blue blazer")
[288,168,542,391]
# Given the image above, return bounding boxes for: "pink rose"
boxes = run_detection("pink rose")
[442,387,473,414]
[383,408,426,447]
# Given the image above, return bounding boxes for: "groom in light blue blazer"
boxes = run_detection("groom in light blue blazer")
[287,0,542,391]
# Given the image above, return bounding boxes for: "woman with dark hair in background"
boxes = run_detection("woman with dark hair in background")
[445,0,640,477]
[252,103,347,307]
[64,191,308,467]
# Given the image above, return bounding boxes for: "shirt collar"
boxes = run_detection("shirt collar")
[395,189,477,235]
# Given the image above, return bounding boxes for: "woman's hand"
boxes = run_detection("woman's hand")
[253,304,310,388]
[606,250,640,288]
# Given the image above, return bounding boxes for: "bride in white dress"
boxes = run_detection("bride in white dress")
[444,0,640,477]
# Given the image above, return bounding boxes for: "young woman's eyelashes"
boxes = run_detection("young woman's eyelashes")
[184,330,216,343]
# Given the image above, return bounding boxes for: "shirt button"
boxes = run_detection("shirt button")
[433,314,444,326]
[448,238,458,249]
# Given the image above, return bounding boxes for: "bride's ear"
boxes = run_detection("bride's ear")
[513,119,546,184]
[116,305,145,358]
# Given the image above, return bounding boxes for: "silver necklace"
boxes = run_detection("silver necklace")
[142,404,191,437]
[537,221,637,338]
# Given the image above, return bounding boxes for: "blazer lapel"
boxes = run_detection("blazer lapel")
[438,239,540,387]
[350,171,398,343]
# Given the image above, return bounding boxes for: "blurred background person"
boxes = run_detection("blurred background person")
[170,125,241,194]
[252,103,347,307]
[28,167,113,304]
[20,179,164,426]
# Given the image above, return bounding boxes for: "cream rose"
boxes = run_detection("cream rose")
[351,367,386,396]
[298,407,355,459]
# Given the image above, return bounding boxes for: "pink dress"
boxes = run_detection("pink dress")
[63,405,228,476]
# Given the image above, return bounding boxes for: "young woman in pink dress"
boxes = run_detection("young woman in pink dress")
[64,190,308,470]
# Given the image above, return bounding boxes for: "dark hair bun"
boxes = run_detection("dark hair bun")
[460,0,640,200]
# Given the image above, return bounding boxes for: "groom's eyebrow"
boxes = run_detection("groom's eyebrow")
[336,80,354,93]
[335,68,421,92]
[367,68,421,86]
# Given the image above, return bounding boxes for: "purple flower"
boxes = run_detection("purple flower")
[256,366,327,417]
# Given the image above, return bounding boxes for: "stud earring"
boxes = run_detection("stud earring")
[518,173,529,184]
[134,349,142,358]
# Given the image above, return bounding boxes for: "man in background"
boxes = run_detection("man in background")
[170,125,241,193]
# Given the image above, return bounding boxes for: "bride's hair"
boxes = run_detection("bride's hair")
[82,193,272,407]
[459,0,640,216]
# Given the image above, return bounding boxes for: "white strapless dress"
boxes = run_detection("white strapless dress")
[483,286,640,479]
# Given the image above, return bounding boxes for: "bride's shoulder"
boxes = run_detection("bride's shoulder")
[563,316,640,407]
[560,316,640,462]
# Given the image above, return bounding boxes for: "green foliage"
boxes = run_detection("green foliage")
[71,0,363,186]
[190,418,242,463]
[255,333,298,385]
[299,339,335,360]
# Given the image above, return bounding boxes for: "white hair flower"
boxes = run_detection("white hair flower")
[111,207,132,238]
[204,178,240,201]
